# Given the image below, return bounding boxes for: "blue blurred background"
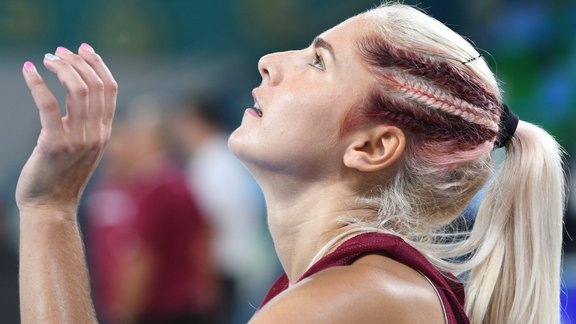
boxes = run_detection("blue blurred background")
[0,0,574,323]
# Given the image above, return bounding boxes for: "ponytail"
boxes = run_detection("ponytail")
[464,121,566,323]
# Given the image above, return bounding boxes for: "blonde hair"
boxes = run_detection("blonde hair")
[315,3,566,323]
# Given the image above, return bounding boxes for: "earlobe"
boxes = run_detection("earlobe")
[343,125,405,173]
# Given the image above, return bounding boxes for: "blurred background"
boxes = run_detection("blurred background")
[0,0,574,323]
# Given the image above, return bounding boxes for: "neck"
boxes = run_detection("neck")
[262,179,373,284]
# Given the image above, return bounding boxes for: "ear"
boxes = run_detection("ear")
[343,125,406,173]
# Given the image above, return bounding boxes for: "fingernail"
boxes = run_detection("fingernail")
[44,53,61,61]
[23,61,37,73]
[56,46,72,54]
[80,43,95,54]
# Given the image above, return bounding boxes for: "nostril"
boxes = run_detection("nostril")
[262,67,270,80]
[258,52,282,85]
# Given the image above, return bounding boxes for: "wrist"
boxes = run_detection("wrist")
[19,204,79,224]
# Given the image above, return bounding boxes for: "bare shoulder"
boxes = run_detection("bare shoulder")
[250,254,445,324]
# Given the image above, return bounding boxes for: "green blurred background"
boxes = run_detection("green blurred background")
[0,0,574,323]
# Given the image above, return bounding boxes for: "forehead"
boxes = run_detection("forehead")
[317,14,377,75]
[319,14,375,45]
[316,16,379,96]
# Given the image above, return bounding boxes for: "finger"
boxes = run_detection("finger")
[55,46,105,144]
[43,53,89,138]
[22,61,65,135]
[77,43,118,130]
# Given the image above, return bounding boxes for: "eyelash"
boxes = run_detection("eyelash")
[309,52,325,70]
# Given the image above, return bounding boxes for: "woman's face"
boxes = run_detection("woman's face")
[229,15,375,179]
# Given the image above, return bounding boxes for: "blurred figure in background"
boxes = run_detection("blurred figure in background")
[85,95,219,324]
[170,94,278,323]
[0,197,19,323]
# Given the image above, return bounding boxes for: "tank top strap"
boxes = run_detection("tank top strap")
[259,232,469,324]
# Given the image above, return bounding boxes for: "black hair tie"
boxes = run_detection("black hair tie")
[494,104,519,149]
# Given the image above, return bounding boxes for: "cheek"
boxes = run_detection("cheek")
[229,84,349,165]
[271,93,341,143]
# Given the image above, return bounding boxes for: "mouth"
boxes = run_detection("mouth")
[251,89,263,117]
[250,102,263,117]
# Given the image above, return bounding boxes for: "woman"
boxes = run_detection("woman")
[17,3,565,324]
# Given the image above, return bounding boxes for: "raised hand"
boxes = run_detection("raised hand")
[17,44,117,324]
[17,43,117,215]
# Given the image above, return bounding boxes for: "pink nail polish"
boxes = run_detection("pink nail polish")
[56,46,72,54]
[80,43,95,54]
[23,61,37,73]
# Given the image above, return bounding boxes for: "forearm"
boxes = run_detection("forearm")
[19,209,96,324]
[17,44,115,324]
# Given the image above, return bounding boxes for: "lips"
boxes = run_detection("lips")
[251,89,263,117]
[252,103,263,117]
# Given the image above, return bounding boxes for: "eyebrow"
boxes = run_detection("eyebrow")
[312,37,336,61]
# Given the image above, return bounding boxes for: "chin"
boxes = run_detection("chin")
[227,129,255,164]
[227,132,271,175]
[227,130,242,156]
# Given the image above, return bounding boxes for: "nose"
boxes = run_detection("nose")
[258,52,283,86]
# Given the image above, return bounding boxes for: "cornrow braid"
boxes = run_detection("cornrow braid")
[352,37,503,151]
[362,89,497,151]
[384,73,499,132]
[359,36,501,116]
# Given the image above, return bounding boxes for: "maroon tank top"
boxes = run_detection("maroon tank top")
[259,232,469,324]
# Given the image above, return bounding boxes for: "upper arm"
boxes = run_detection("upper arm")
[249,262,445,324]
